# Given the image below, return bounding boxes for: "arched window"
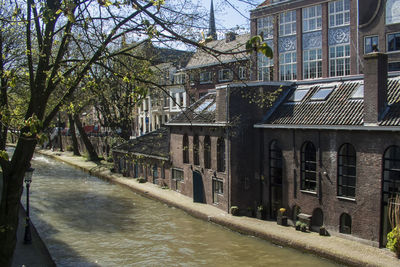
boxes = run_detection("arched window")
[193,135,199,165]
[217,137,225,172]
[301,142,317,191]
[338,143,356,198]
[270,140,283,219]
[204,135,211,169]
[183,134,189,163]
[311,208,324,228]
[340,213,352,234]
[153,164,158,185]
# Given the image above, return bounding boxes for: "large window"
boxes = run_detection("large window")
[200,72,212,84]
[303,48,322,79]
[337,143,356,198]
[364,36,379,54]
[217,137,225,172]
[386,0,400,24]
[183,134,189,164]
[279,10,296,37]
[279,51,297,81]
[388,32,400,52]
[329,44,350,77]
[258,16,274,40]
[193,135,199,165]
[239,67,246,80]
[301,142,317,192]
[172,168,184,191]
[212,177,223,204]
[329,0,350,28]
[218,69,233,82]
[303,5,322,32]
[204,135,211,169]
[258,51,274,81]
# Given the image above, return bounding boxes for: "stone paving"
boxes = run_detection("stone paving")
[31,148,400,267]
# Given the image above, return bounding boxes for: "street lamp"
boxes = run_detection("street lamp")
[23,167,34,244]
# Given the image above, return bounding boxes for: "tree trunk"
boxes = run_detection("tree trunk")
[74,114,99,161]
[0,138,36,267]
[68,114,80,156]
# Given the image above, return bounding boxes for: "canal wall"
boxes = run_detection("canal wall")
[35,148,400,267]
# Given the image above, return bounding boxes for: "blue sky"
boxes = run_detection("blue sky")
[201,0,263,31]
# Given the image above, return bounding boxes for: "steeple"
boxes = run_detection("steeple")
[208,0,217,40]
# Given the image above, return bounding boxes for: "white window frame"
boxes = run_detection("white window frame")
[329,44,350,77]
[303,48,322,79]
[258,52,274,81]
[302,5,322,33]
[200,71,212,84]
[218,69,233,82]
[387,32,400,52]
[329,0,350,28]
[238,67,246,80]
[279,51,297,81]
[258,16,274,40]
[279,10,296,37]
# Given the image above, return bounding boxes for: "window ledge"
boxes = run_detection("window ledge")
[300,190,317,195]
[337,196,356,202]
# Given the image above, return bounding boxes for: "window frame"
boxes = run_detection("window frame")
[387,32,400,52]
[239,66,246,80]
[172,168,184,191]
[300,141,317,192]
[364,35,379,54]
[217,137,226,172]
[329,43,350,77]
[337,143,356,198]
[218,69,233,82]
[200,71,212,84]
[204,135,211,169]
[302,5,322,33]
[279,51,297,81]
[258,15,274,40]
[328,0,350,28]
[279,10,297,37]
[212,177,224,204]
[303,48,322,79]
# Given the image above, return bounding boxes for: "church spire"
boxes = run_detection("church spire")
[208,0,217,40]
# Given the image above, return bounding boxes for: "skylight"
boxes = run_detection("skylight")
[288,87,311,102]
[206,103,216,112]
[195,100,213,113]
[310,86,336,101]
[351,84,364,99]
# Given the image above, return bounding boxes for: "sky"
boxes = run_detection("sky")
[201,0,264,32]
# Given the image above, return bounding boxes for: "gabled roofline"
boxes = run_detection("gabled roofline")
[254,124,400,131]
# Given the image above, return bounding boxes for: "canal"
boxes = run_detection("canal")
[23,153,341,266]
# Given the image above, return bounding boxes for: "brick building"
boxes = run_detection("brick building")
[250,0,400,82]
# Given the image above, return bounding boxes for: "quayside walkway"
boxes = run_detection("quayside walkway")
[35,148,399,267]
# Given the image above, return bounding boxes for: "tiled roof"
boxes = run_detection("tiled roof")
[167,93,217,124]
[184,34,250,69]
[113,127,169,159]
[258,0,271,7]
[263,77,400,126]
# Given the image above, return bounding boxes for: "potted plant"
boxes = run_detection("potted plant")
[295,221,302,231]
[256,205,266,220]
[230,206,239,216]
[277,208,288,226]
[319,226,328,236]
[300,223,308,232]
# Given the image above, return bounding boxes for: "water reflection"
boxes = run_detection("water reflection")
[23,154,340,267]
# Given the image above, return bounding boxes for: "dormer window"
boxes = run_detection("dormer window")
[288,86,311,102]
[310,85,336,101]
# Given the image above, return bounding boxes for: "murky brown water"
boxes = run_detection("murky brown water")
[23,154,341,267]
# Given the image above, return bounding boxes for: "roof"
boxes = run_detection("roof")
[166,93,218,125]
[258,0,271,7]
[184,33,250,70]
[260,76,400,127]
[113,127,170,160]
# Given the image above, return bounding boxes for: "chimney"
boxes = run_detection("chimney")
[225,32,237,43]
[215,86,227,122]
[363,52,388,125]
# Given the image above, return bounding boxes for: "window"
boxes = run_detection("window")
[386,0,400,24]
[212,177,223,204]
[163,94,169,108]
[183,134,189,164]
[279,51,297,81]
[388,32,400,52]
[310,86,335,101]
[258,51,274,81]
[288,86,311,102]
[301,142,317,192]
[340,213,352,234]
[179,92,185,107]
[337,143,356,198]
[217,137,225,172]
[174,73,186,84]
[193,135,199,165]
[153,165,158,185]
[239,67,246,80]
[218,69,233,82]
[364,36,379,54]
[303,5,322,32]
[279,10,296,37]
[329,44,350,77]
[389,62,400,71]
[329,0,350,28]
[258,16,274,40]
[204,135,211,169]
[200,72,212,83]
[270,141,283,219]
[172,168,184,191]
[303,48,322,79]
[351,84,364,99]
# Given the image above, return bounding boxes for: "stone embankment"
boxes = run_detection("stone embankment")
[36,148,400,267]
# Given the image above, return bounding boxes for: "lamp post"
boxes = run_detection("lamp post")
[23,167,34,244]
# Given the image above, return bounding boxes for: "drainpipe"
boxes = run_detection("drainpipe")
[259,128,264,206]
[356,0,360,74]
[226,85,231,213]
